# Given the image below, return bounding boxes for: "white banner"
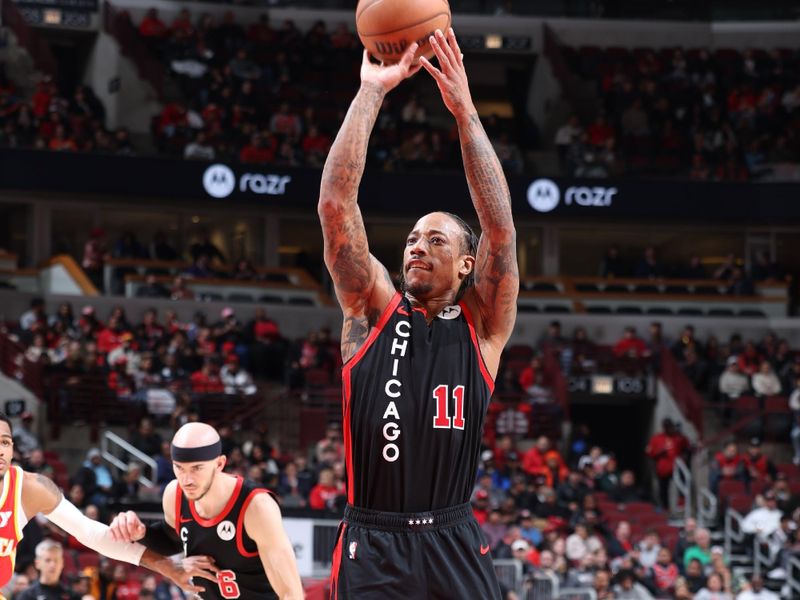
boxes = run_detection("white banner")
[283,518,315,578]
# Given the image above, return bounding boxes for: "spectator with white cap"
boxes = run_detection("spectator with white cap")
[742,490,782,539]
[719,355,750,399]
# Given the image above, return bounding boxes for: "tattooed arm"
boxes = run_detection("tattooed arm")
[319,44,421,361]
[421,29,518,353]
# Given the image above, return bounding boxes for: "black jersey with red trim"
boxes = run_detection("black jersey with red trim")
[342,292,495,513]
[174,476,278,600]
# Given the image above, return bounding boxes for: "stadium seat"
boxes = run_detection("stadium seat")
[505,345,535,360]
[288,297,315,306]
[677,307,704,316]
[708,308,735,317]
[764,396,790,440]
[739,309,766,318]
[544,305,570,313]
[634,284,659,294]
[575,283,600,293]
[693,285,721,295]
[777,464,800,480]
[616,306,643,314]
[727,493,754,514]
[259,295,284,304]
[719,479,747,498]
[587,306,612,314]
[518,305,540,313]
[530,282,559,292]
[228,293,255,303]
[646,307,673,315]
[603,284,629,294]
[664,284,689,294]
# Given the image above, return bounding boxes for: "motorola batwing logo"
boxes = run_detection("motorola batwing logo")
[527,178,560,213]
[203,164,236,198]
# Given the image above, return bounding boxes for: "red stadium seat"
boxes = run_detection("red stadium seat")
[505,345,534,360]
[718,479,746,498]
[727,493,753,514]
[777,463,800,480]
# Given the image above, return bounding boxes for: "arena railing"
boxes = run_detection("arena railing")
[724,507,748,564]
[101,429,159,487]
[660,350,704,435]
[0,330,45,400]
[788,554,800,599]
[103,1,166,99]
[527,571,559,600]
[671,456,693,520]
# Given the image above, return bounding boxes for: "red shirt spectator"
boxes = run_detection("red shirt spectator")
[522,437,551,476]
[170,9,194,36]
[713,442,743,479]
[97,325,126,354]
[587,115,614,147]
[190,362,225,394]
[518,356,544,391]
[645,419,688,480]
[139,8,167,38]
[613,327,649,358]
[309,469,342,511]
[737,342,761,375]
[239,134,276,164]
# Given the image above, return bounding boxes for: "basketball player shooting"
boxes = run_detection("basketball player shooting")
[0,414,203,595]
[319,28,518,599]
[108,422,303,600]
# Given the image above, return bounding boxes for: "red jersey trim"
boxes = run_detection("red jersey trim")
[12,467,24,540]
[235,488,271,558]
[189,476,244,527]
[341,292,401,505]
[329,522,347,600]
[459,302,495,394]
[341,292,403,372]
[173,484,183,537]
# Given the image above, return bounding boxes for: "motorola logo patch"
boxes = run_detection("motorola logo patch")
[217,520,236,541]
[527,178,560,213]
[203,164,236,198]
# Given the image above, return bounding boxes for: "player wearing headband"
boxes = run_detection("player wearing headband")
[109,422,303,600]
[0,413,205,596]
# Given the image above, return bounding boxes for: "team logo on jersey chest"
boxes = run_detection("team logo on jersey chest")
[217,520,236,541]
[438,305,461,320]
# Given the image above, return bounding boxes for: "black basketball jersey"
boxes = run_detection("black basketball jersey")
[342,292,495,512]
[174,477,278,600]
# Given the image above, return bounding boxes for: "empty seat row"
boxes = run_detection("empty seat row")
[585,306,765,317]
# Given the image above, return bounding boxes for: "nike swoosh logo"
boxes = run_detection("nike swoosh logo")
[480,545,490,555]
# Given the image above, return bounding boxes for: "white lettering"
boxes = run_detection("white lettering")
[383,422,400,441]
[390,337,408,357]
[239,174,292,196]
[383,444,400,462]
[395,320,411,337]
[564,186,617,207]
[0,511,12,528]
[385,379,401,398]
[392,358,399,377]
[383,401,400,420]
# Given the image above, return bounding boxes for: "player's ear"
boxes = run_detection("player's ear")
[459,254,475,278]
[216,455,227,472]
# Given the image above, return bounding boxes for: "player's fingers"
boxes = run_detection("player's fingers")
[182,583,205,594]
[361,48,372,67]
[398,42,418,70]
[418,56,443,82]
[447,27,464,67]
[432,29,454,71]
[429,32,452,73]
[190,569,219,582]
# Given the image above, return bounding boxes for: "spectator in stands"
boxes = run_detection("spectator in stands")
[743,438,777,482]
[612,568,653,600]
[683,528,712,569]
[737,342,762,376]
[672,325,703,361]
[719,356,750,401]
[184,254,215,279]
[308,467,343,511]
[566,521,604,563]
[742,490,782,540]
[735,574,779,600]
[82,227,107,292]
[634,246,665,279]
[129,417,162,458]
[752,360,782,397]
[19,298,47,333]
[72,448,114,507]
[139,8,167,40]
[710,441,744,494]
[694,572,732,600]
[190,356,224,393]
[232,258,257,280]
[613,326,649,359]
[613,469,645,503]
[189,228,225,264]
[15,540,76,600]
[646,418,689,509]
[135,274,169,298]
[651,546,679,596]
[539,320,567,353]
[554,115,582,168]
[680,255,707,279]
[599,245,626,278]
[11,412,40,459]
[726,266,755,296]
[183,130,215,161]
[112,462,143,503]
[150,230,178,262]
[239,132,276,165]
[220,355,256,395]
[169,276,194,300]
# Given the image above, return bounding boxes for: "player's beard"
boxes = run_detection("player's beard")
[187,468,216,501]
[405,279,435,298]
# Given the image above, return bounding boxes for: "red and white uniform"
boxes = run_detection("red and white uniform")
[0,466,28,591]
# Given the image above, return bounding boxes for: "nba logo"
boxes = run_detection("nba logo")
[348,541,357,560]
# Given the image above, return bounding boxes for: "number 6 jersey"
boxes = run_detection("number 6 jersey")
[174,477,278,599]
[342,292,495,513]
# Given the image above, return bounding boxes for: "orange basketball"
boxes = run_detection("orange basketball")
[356,0,452,64]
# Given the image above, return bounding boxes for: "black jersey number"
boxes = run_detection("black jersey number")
[432,384,465,430]
[217,569,240,598]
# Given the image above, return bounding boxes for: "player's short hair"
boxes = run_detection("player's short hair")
[0,413,12,434]
[35,539,63,558]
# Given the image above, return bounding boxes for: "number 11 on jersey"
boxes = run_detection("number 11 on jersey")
[432,384,465,430]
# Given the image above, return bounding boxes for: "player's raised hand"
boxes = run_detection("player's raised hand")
[360,42,422,93]
[181,555,220,583]
[419,28,475,120]
[108,510,146,543]
[161,561,206,595]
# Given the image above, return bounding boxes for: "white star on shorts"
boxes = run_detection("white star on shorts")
[408,520,414,526]
[416,519,421,525]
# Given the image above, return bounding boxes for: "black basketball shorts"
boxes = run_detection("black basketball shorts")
[328,502,502,600]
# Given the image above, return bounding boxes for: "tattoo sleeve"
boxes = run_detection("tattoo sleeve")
[457,112,519,337]
[319,83,391,361]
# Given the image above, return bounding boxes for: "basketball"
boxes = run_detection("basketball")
[356,0,452,64]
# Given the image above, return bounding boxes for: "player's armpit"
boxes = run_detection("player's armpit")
[244,494,304,600]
